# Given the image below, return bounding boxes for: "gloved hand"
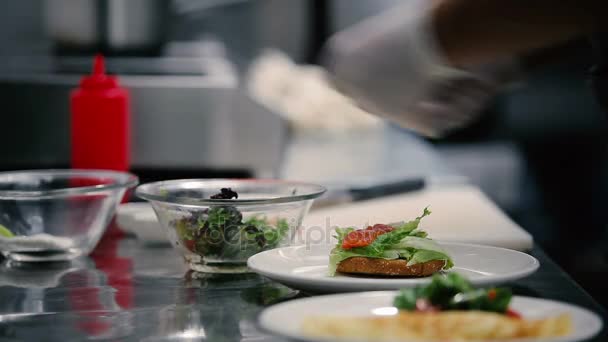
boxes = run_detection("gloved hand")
[323,0,517,137]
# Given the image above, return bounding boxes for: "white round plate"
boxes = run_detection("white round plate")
[248,242,539,293]
[259,292,603,342]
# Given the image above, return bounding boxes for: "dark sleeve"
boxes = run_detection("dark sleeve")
[590,33,608,111]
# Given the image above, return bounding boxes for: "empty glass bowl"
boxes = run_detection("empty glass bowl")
[0,170,138,262]
[136,179,326,273]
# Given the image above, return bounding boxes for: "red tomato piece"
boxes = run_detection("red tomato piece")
[371,224,394,234]
[488,289,497,301]
[506,308,522,319]
[341,224,395,249]
[341,230,375,249]
[184,240,195,252]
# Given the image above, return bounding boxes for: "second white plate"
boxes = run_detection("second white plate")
[248,242,540,292]
[259,292,602,342]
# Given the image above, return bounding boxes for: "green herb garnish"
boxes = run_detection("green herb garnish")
[394,273,512,313]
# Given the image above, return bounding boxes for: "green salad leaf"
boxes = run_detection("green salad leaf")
[408,250,454,268]
[171,189,291,260]
[358,207,432,256]
[328,207,453,276]
[393,286,425,311]
[247,216,289,247]
[175,219,195,240]
[388,207,432,234]
[394,273,512,313]
[0,224,14,238]
[328,248,364,276]
[390,236,453,268]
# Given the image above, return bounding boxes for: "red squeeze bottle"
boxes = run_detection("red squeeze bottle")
[70,55,131,238]
[71,54,130,171]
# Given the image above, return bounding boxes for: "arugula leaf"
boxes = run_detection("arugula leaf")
[0,224,14,238]
[175,205,290,260]
[395,273,470,310]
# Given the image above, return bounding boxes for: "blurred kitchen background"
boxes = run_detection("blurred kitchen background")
[1,0,607,306]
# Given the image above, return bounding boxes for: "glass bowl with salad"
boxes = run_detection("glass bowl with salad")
[136,179,326,273]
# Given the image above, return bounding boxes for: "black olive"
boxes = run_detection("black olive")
[210,188,238,199]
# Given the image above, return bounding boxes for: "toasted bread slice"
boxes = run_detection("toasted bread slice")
[336,257,446,277]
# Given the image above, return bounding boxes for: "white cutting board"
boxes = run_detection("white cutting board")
[301,184,533,251]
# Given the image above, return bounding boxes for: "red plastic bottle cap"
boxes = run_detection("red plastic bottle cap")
[80,54,119,89]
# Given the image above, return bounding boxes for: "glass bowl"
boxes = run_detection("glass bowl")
[0,170,138,262]
[136,179,326,273]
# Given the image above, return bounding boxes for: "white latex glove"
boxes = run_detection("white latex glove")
[324,0,514,137]
[247,50,382,133]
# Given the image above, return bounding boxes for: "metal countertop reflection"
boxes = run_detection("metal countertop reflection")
[0,225,606,341]
[0,228,297,341]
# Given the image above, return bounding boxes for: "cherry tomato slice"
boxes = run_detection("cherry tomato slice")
[371,224,394,234]
[341,225,395,249]
[506,308,522,319]
[341,230,376,249]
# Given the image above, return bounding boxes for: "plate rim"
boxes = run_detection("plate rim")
[257,292,603,342]
[248,241,540,290]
